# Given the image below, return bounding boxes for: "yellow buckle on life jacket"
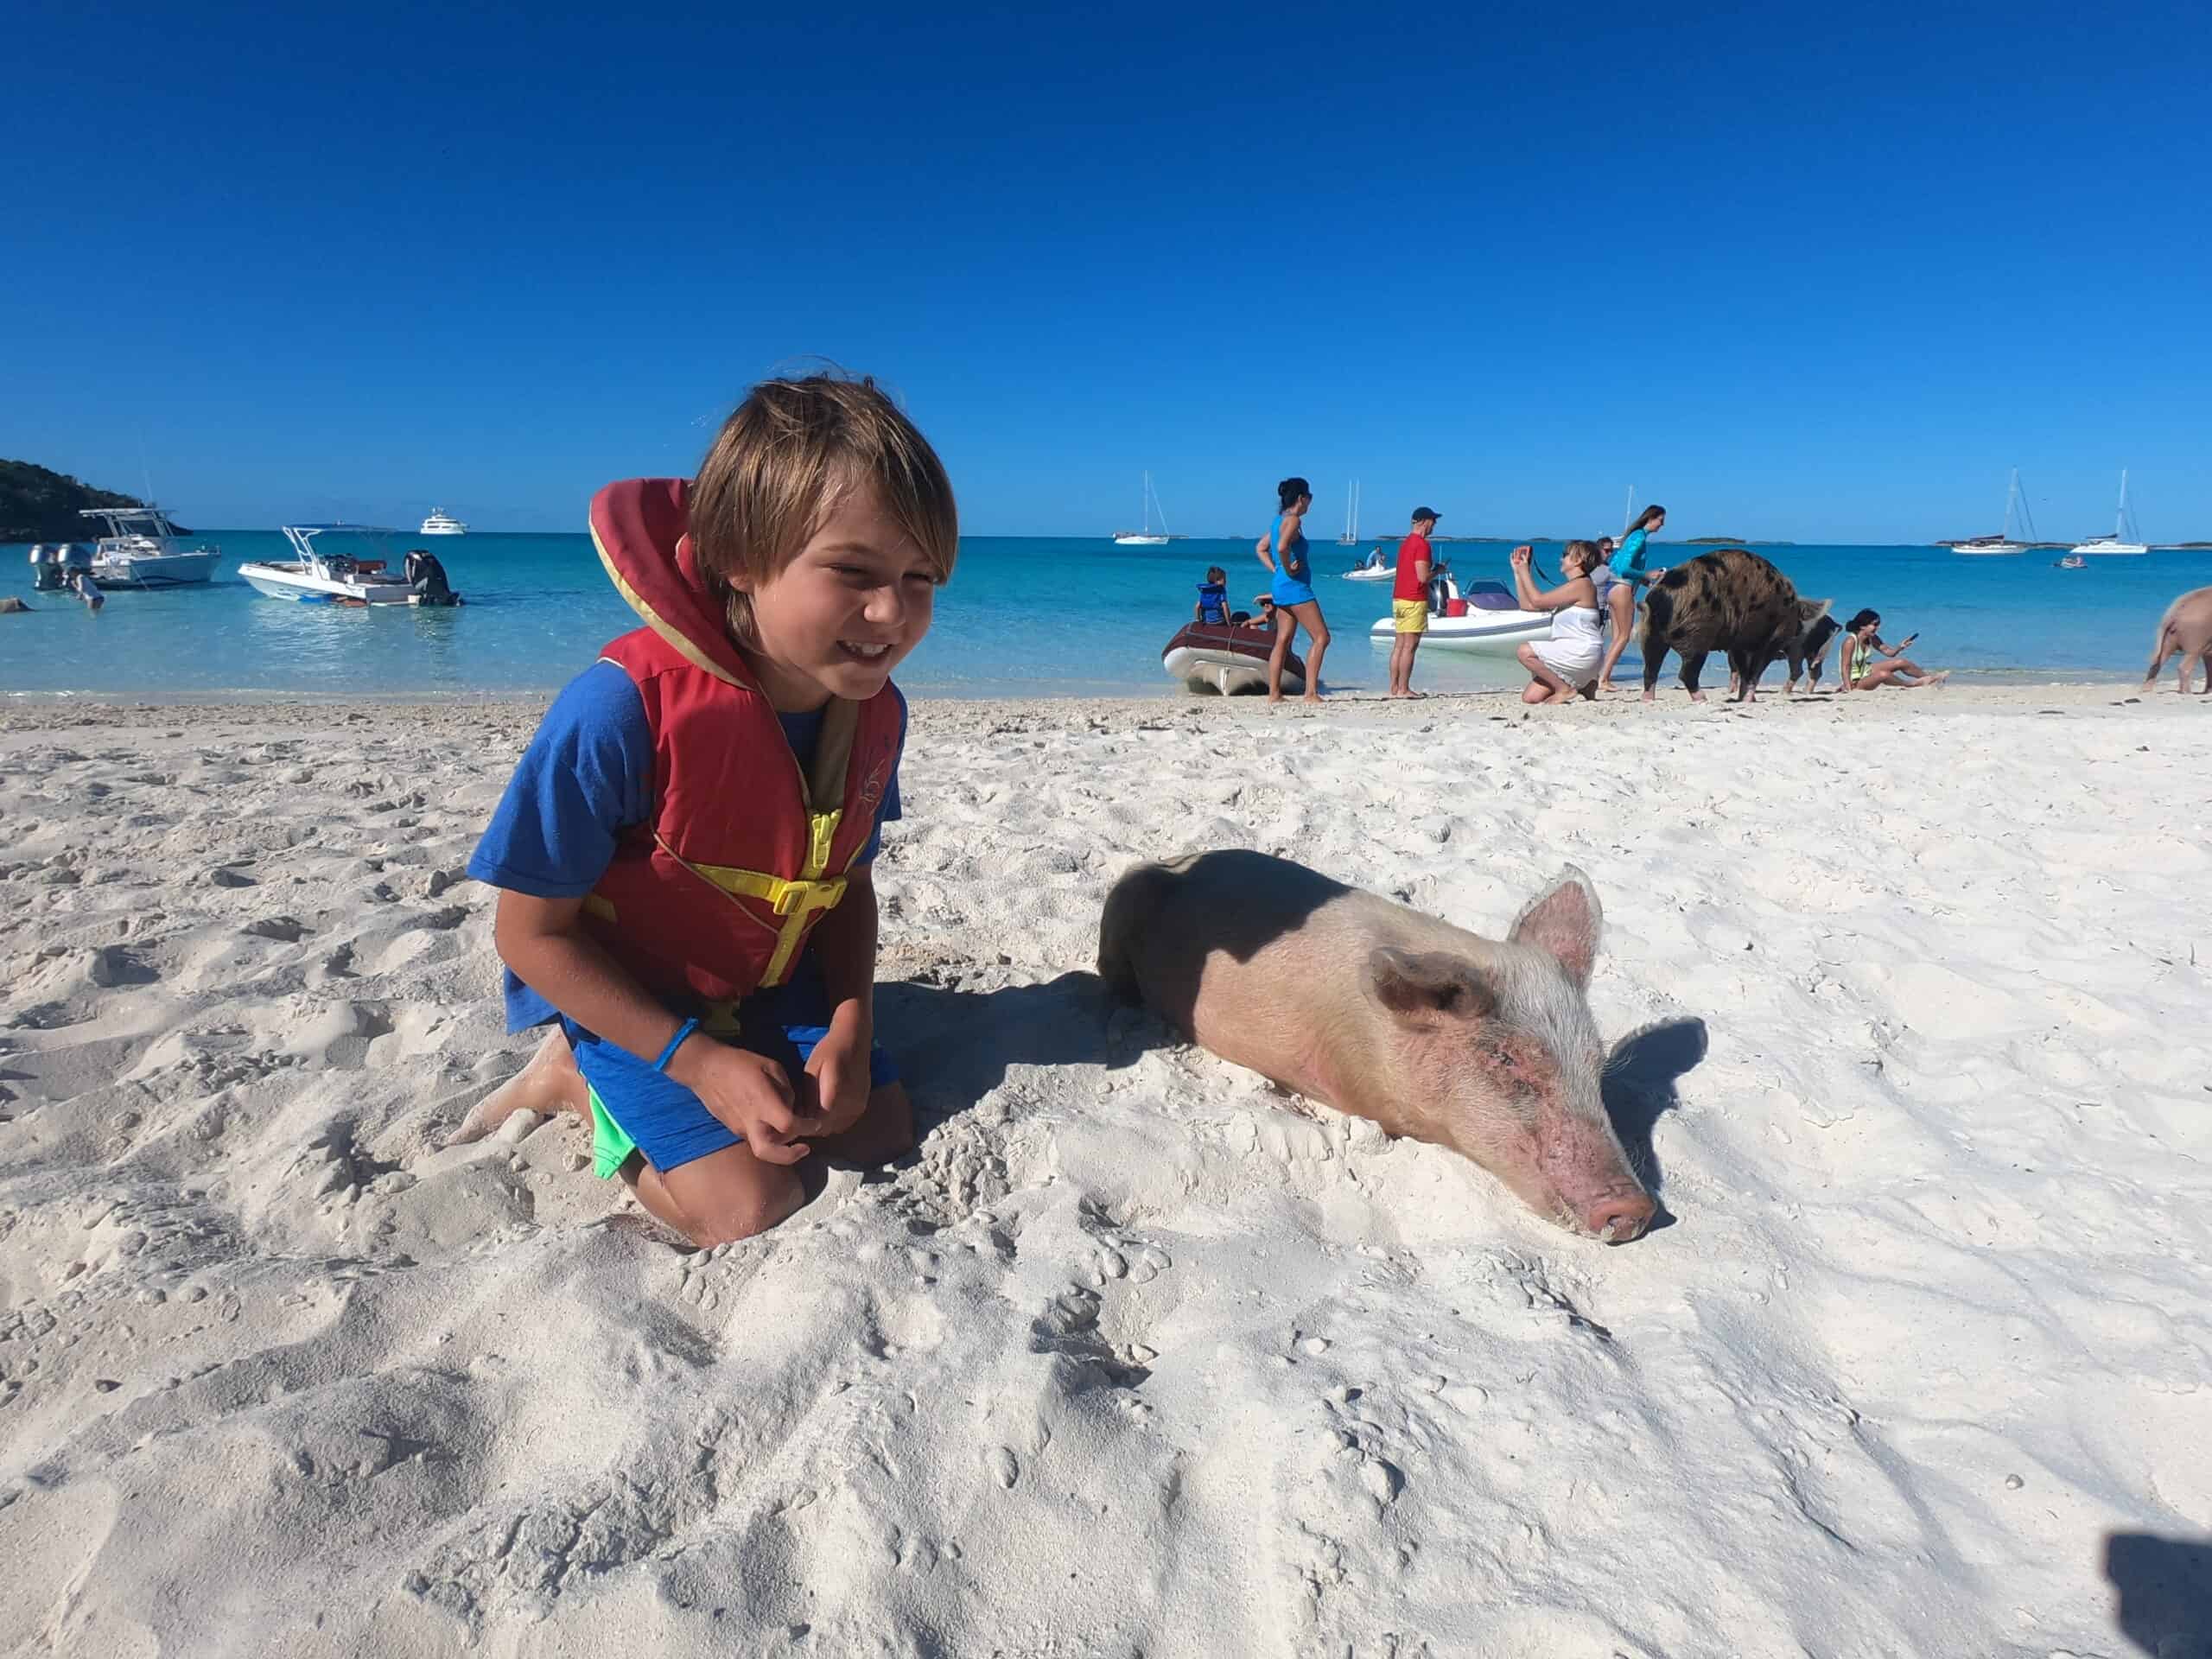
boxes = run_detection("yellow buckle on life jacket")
[591,810,856,989]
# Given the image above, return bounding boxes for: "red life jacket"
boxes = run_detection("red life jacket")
[582,478,902,1014]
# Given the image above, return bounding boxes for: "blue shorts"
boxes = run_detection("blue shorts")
[1270,575,1318,608]
[569,958,898,1175]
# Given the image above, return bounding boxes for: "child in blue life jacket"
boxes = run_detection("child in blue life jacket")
[452,373,958,1245]
[1193,566,1231,626]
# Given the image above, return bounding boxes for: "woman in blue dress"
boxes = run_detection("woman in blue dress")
[1255,476,1330,702]
[1596,504,1667,692]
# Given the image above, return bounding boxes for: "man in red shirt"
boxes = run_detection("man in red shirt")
[1389,507,1440,698]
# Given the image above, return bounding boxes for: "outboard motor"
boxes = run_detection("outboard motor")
[29,543,94,593]
[403,547,462,606]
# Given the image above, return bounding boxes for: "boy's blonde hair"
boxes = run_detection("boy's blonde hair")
[690,372,958,645]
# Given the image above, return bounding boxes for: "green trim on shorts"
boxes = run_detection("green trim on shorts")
[588,1085,637,1179]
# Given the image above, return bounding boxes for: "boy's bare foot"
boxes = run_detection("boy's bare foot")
[446,1028,588,1146]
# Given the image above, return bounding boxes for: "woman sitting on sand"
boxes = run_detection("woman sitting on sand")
[1840,609,1947,691]
[1509,541,1605,704]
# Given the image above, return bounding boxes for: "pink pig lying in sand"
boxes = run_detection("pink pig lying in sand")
[1099,850,1656,1243]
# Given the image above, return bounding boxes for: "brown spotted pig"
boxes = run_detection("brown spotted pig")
[1638,548,1831,703]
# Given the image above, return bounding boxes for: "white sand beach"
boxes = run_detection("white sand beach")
[1,683,2207,1658]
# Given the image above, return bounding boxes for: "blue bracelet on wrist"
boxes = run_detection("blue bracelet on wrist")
[653,1018,700,1073]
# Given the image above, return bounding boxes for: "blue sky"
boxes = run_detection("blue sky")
[5,0,2207,543]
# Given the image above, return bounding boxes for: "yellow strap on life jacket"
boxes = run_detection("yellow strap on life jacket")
[668,804,849,987]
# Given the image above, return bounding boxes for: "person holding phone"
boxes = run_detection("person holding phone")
[1840,609,1946,691]
[1509,541,1605,703]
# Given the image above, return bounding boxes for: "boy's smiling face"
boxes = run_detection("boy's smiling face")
[734,481,938,711]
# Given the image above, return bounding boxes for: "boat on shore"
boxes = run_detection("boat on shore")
[1112,473,1173,545]
[1162,620,1303,695]
[79,506,219,588]
[419,508,468,536]
[239,525,463,606]
[1365,579,1553,654]
[2072,470,2147,556]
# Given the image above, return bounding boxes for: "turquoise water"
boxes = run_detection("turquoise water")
[5,531,2207,701]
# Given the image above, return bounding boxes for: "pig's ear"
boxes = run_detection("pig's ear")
[1510,867,1602,988]
[1365,948,1498,1022]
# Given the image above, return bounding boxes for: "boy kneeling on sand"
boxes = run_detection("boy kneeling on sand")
[454,374,957,1245]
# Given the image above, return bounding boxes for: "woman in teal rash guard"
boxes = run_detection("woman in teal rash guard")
[1596,504,1667,692]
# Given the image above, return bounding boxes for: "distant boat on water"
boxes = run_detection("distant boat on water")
[1112,473,1172,545]
[79,505,219,588]
[1337,479,1362,545]
[1951,469,2037,555]
[419,507,467,536]
[2071,470,2148,556]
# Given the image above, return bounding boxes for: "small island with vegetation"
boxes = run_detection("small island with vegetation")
[1,460,152,543]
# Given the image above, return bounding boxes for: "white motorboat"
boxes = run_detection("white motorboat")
[2072,469,2148,556]
[419,507,468,536]
[1162,620,1303,695]
[79,506,219,587]
[239,524,462,606]
[1366,579,1554,654]
[1952,469,2037,555]
[1112,473,1172,545]
[1341,544,1395,582]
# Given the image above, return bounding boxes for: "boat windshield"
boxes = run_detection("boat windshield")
[283,524,402,567]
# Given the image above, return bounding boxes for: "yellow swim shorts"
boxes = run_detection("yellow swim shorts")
[1392,599,1429,635]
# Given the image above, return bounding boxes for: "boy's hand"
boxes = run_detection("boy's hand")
[668,1035,814,1165]
[804,1007,873,1137]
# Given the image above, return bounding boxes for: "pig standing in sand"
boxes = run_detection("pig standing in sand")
[1099,850,1656,1243]
[2144,586,2212,693]
[1639,548,1831,704]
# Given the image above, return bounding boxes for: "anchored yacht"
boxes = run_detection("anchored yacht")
[79,506,219,587]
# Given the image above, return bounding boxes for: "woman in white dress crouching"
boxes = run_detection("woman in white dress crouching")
[1509,541,1605,705]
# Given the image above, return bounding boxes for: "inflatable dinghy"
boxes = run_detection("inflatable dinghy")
[1162,622,1305,696]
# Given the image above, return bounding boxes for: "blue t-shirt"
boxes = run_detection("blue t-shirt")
[467,660,905,1032]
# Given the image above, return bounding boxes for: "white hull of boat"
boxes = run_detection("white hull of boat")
[1341,566,1393,582]
[1951,543,2030,556]
[418,525,466,537]
[90,550,219,588]
[2070,538,2147,556]
[1112,534,1169,546]
[1368,609,1554,654]
[239,562,421,605]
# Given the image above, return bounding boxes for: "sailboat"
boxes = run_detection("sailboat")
[1952,469,2037,555]
[2072,470,2149,556]
[1111,473,1172,545]
[1327,480,1362,546]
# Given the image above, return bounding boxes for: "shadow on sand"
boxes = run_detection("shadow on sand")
[1602,1016,1707,1228]
[2105,1532,2212,1657]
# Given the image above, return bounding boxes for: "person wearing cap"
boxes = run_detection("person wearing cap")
[1388,507,1441,698]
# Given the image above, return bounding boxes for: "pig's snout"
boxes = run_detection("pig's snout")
[1584,1189,1656,1244]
